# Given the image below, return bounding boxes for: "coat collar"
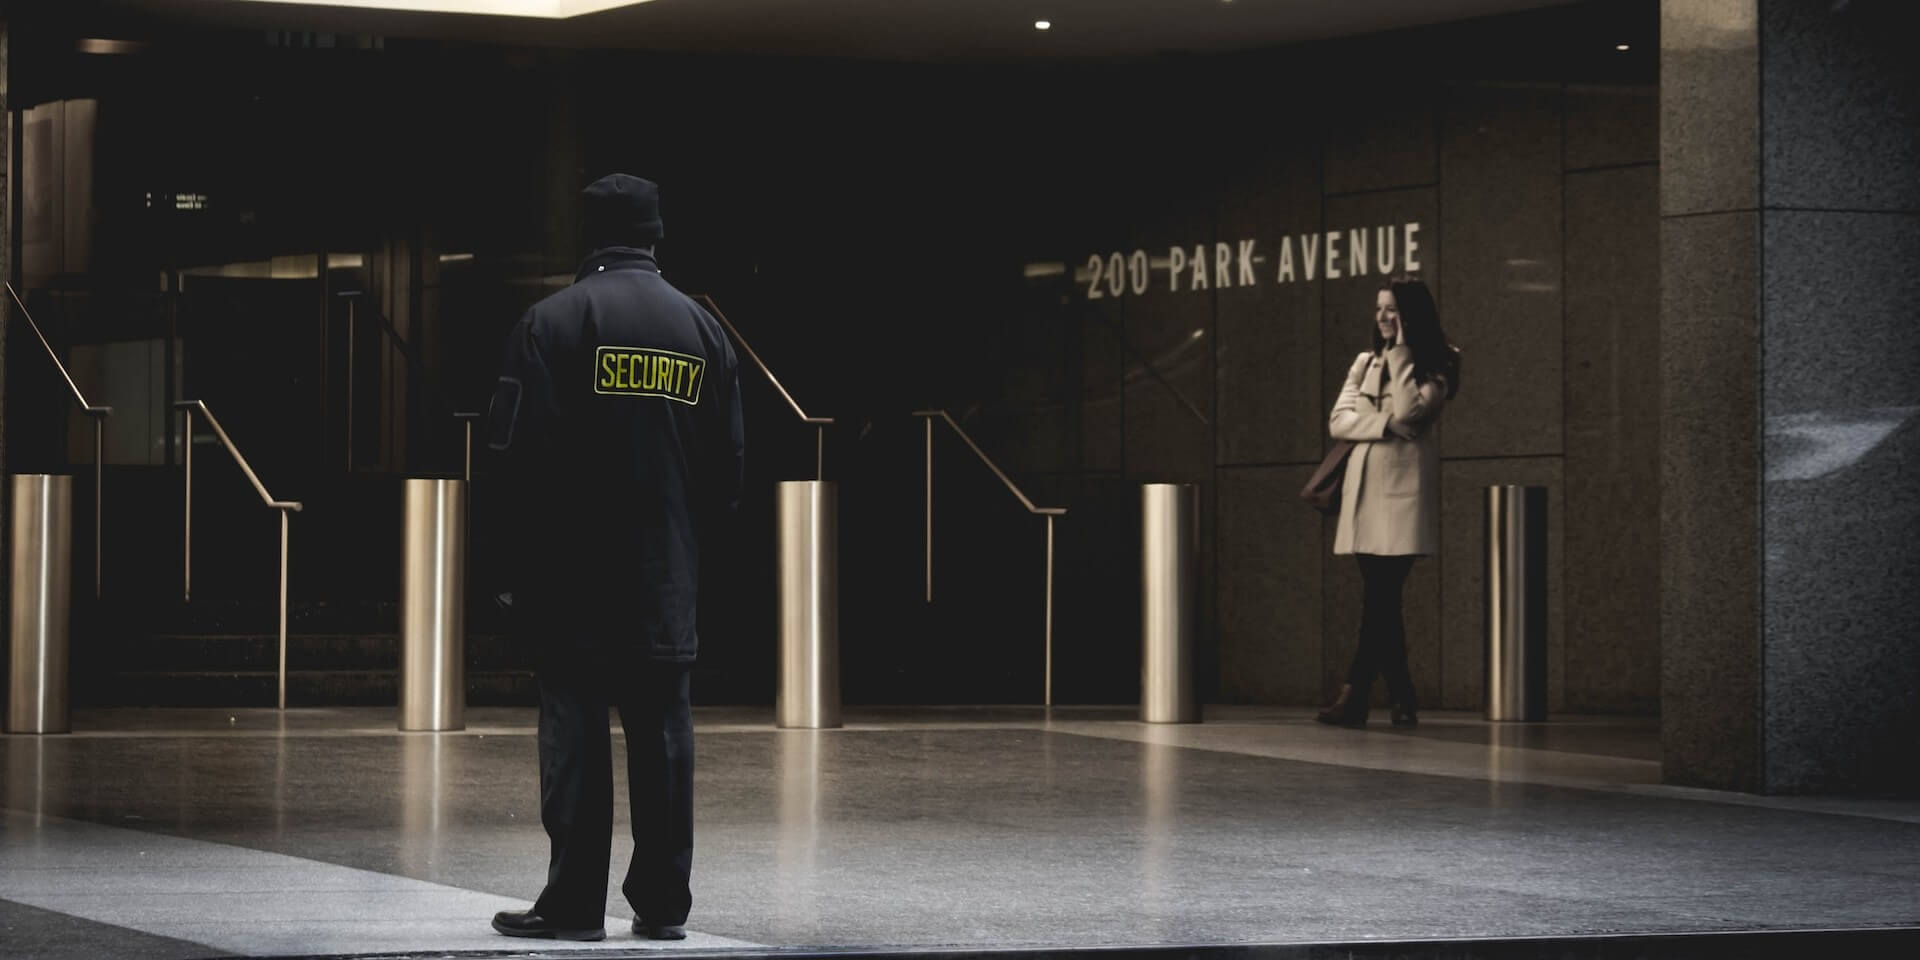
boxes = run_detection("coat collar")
[575,246,660,282]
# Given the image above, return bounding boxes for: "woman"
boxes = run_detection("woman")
[1317,275,1459,727]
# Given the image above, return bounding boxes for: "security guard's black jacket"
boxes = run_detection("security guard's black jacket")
[487,245,744,662]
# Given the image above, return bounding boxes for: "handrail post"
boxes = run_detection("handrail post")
[183,408,193,602]
[278,508,290,711]
[91,414,104,598]
[346,297,356,473]
[452,412,482,485]
[925,415,934,604]
[1045,514,1055,708]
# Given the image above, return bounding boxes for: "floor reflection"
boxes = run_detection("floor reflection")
[773,730,827,928]
[1139,735,1183,930]
[398,732,450,876]
[4,735,48,824]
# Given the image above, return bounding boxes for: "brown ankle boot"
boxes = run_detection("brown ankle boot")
[1315,684,1366,726]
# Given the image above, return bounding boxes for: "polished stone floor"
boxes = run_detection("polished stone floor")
[2,705,1917,959]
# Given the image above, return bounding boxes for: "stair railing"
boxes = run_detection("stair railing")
[174,400,303,710]
[5,283,113,598]
[913,409,1067,706]
[693,295,834,480]
[337,292,482,481]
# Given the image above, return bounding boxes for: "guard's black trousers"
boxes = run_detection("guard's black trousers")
[1346,554,1418,709]
[532,649,693,928]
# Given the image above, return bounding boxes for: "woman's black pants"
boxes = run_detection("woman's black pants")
[1347,554,1418,710]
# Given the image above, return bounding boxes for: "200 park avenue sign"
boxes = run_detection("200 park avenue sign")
[1077,221,1423,300]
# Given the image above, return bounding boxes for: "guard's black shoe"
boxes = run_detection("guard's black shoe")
[633,918,688,940]
[491,909,605,941]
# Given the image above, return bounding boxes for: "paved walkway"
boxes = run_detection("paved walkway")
[3,706,1916,958]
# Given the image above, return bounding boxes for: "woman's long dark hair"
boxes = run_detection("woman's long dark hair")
[1374,275,1461,400]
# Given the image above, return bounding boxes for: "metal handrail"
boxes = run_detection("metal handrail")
[174,401,301,512]
[913,408,1066,706]
[914,410,1066,517]
[5,283,111,416]
[693,294,833,480]
[5,282,113,598]
[338,293,482,481]
[174,399,302,710]
[1097,313,1211,426]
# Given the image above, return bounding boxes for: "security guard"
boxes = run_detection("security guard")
[488,174,744,943]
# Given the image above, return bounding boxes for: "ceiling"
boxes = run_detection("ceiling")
[80,0,1591,62]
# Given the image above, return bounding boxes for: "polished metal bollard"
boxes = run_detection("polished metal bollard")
[8,475,73,735]
[401,478,466,732]
[776,480,840,729]
[1141,483,1200,723]
[1485,485,1548,722]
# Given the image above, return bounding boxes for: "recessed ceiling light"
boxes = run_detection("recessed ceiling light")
[1035,20,1052,31]
[1615,43,1631,51]
[78,38,146,54]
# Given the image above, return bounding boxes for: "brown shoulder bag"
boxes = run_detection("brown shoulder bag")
[1300,441,1355,516]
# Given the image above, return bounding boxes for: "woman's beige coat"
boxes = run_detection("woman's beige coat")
[1329,345,1450,556]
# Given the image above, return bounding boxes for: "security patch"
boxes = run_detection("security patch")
[594,346,705,404]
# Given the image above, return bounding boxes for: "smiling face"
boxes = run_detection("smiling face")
[1375,288,1400,342]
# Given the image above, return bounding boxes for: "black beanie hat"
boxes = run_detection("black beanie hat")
[581,174,664,249]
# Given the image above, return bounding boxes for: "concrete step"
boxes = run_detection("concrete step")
[105,633,530,672]
[94,669,538,708]
[79,598,516,638]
